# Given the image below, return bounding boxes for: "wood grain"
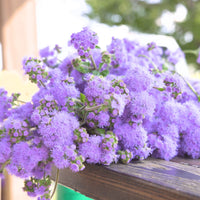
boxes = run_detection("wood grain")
[52,158,200,200]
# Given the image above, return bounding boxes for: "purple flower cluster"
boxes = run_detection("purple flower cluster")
[7,142,48,178]
[118,150,133,164]
[1,27,200,199]
[70,27,98,59]
[107,37,127,74]
[23,57,49,87]
[0,88,12,122]
[163,72,184,100]
[52,144,85,171]
[73,128,89,143]
[83,75,130,129]
[79,132,118,165]
[165,48,185,65]
[4,118,30,143]
[40,45,61,67]
[23,176,51,199]
[114,120,150,160]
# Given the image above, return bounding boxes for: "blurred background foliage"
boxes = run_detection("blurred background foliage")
[85,0,200,68]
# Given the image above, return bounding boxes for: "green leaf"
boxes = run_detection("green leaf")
[96,128,105,135]
[81,61,91,67]
[92,70,100,76]
[100,69,109,77]
[80,93,86,103]
[99,63,104,70]
[76,66,90,74]
[162,64,168,72]
[154,87,165,91]
[95,45,101,49]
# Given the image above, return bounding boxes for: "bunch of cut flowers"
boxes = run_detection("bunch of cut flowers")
[1,27,200,200]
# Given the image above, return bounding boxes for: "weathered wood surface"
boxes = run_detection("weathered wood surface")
[52,157,200,200]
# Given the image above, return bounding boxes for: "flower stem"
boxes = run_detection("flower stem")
[51,168,60,199]
[74,99,84,105]
[84,104,104,112]
[39,80,46,88]
[183,50,197,56]
[80,111,88,126]
[16,99,27,104]
[138,54,158,69]
[90,55,97,70]
[176,72,200,102]
[80,105,87,111]
[0,160,10,171]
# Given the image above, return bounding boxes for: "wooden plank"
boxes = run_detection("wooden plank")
[0,0,38,72]
[52,158,200,200]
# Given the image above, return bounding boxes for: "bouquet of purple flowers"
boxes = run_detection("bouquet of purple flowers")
[1,27,200,200]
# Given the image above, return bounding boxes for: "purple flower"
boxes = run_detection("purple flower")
[79,135,102,164]
[123,67,154,92]
[7,142,48,178]
[114,120,150,160]
[70,27,98,59]
[0,88,12,122]
[39,111,79,148]
[40,46,54,58]
[0,138,11,163]
[22,57,49,87]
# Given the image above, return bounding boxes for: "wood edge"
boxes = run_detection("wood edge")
[51,162,200,200]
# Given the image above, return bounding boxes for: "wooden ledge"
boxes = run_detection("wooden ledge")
[52,158,200,200]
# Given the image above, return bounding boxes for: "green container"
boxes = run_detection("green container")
[56,184,93,200]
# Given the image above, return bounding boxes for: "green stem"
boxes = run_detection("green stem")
[84,104,105,112]
[138,54,158,69]
[51,168,60,199]
[80,111,88,126]
[139,51,200,102]
[74,99,84,105]
[80,105,86,111]
[39,80,46,88]
[90,55,97,70]
[17,99,27,104]
[99,63,105,71]
[183,50,197,55]
[0,160,10,171]
[176,72,200,102]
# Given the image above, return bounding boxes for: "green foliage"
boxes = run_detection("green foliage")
[86,0,200,68]
[100,69,109,77]
[95,128,106,135]
[80,93,86,103]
